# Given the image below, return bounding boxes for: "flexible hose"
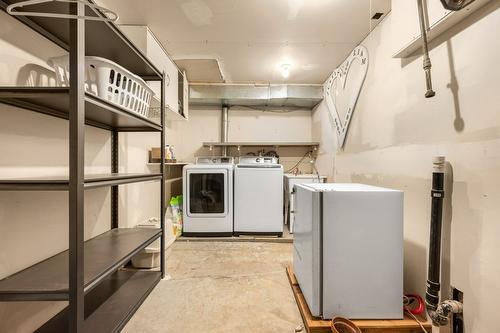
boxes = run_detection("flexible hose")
[417,0,436,98]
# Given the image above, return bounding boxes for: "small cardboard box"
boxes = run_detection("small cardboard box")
[151,147,163,160]
[150,147,176,163]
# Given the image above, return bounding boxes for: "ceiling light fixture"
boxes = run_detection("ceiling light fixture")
[280,64,291,78]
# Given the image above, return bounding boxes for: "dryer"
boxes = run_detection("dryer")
[183,157,234,236]
[234,156,283,236]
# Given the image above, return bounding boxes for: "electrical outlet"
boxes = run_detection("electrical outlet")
[451,287,464,333]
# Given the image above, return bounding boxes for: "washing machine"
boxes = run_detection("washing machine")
[234,156,283,236]
[183,156,234,236]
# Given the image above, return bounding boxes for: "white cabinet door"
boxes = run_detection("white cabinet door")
[182,70,189,119]
[120,25,179,113]
[164,55,179,113]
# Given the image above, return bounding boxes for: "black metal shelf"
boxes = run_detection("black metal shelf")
[0,228,161,302]
[0,1,167,331]
[35,270,161,333]
[0,87,162,132]
[0,173,163,191]
[0,0,162,79]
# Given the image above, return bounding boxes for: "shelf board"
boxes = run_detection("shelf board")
[147,162,189,166]
[165,177,183,183]
[150,95,187,121]
[392,0,491,58]
[0,228,161,301]
[0,87,162,132]
[203,141,320,148]
[35,270,161,333]
[0,173,163,191]
[0,0,161,79]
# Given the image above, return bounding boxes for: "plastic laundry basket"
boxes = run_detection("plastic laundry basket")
[48,55,153,118]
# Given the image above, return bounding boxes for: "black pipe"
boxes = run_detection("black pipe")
[426,157,445,312]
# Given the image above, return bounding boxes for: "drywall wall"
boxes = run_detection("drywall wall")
[166,107,315,172]
[0,11,113,332]
[119,106,315,227]
[312,3,500,332]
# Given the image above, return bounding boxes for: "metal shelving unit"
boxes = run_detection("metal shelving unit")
[0,173,163,191]
[0,1,166,332]
[35,270,161,333]
[0,228,161,302]
[0,87,162,131]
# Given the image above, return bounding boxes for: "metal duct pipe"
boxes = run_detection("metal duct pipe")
[221,106,229,156]
[417,0,436,98]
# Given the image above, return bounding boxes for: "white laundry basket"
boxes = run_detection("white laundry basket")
[48,55,153,118]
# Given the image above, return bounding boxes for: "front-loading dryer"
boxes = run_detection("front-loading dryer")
[183,157,234,236]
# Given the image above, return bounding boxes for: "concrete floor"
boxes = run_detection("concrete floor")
[123,241,303,333]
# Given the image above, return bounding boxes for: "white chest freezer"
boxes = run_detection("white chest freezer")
[293,183,403,319]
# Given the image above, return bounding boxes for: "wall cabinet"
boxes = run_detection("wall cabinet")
[179,70,189,119]
[120,25,188,119]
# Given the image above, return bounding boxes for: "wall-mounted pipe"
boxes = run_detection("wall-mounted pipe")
[417,0,436,98]
[426,156,463,326]
[221,106,229,156]
[426,156,445,315]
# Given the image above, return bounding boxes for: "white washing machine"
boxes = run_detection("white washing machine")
[183,157,234,236]
[234,156,283,236]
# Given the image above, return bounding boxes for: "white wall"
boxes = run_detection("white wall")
[119,106,314,229]
[312,3,500,332]
[167,107,315,173]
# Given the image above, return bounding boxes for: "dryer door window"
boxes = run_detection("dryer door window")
[189,172,226,215]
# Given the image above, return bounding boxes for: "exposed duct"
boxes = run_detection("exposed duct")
[189,83,323,109]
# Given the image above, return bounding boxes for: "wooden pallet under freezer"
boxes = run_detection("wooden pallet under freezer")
[286,266,431,333]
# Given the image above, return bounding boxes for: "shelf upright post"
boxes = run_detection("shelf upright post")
[111,130,119,229]
[68,1,86,332]
[160,72,166,278]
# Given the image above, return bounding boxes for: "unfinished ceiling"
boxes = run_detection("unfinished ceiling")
[98,0,390,84]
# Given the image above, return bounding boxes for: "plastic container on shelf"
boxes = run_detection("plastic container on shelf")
[131,217,161,269]
[131,246,160,269]
[48,55,154,118]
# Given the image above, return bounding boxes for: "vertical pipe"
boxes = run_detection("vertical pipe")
[417,0,436,98]
[221,106,229,156]
[426,156,445,313]
[68,1,85,332]
[160,72,166,279]
[111,131,118,229]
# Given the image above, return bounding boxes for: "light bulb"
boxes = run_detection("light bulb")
[280,64,291,78]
